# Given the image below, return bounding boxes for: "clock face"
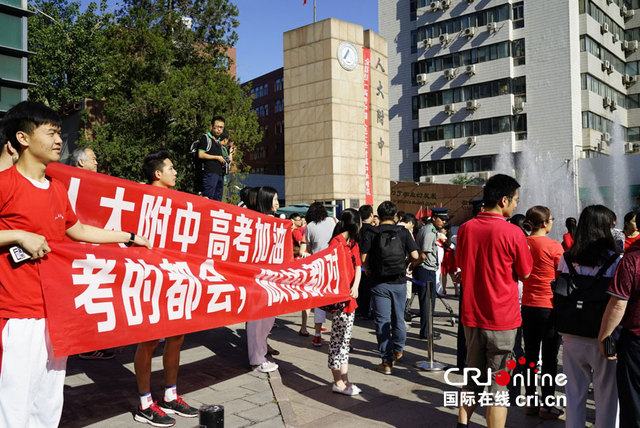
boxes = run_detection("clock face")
[337,42,359,71]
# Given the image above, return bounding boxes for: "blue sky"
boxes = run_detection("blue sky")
[232,0,378,82]
[79,0,378,83]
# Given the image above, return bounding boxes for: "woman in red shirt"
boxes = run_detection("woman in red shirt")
[623,211,640,251]
[521,205,565,419]
[562,217,577,251]
[327,208,362,396]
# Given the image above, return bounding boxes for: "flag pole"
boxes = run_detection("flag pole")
[314,0,316,23]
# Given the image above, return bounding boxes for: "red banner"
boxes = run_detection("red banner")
[363,47,373,205]
[40,242,349,357]
[46,163,293,264]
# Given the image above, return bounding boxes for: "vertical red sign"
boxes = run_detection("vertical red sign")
[363,48,373,205]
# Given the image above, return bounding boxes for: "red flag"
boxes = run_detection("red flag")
[303,0,307,3]
[415,205,423,219]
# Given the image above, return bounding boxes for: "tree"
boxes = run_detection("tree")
[27,0,260,196]
[83,0,259,193]
[28,0,111,110]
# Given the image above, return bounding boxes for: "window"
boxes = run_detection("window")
[415,114,526,144]
[414,155,496,179]
[275,77,284,92]
[512,39,525,66]
[415,77,526,109]
[512,2,524,29]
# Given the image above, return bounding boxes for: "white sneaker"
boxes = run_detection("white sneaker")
[252,361,279,373]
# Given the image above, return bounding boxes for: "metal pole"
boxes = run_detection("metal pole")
[314,0,317,23]
[416,280,446,371]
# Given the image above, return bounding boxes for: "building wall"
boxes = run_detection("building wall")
[0,0,32,114]
[241,68,285,176]
[283,18,390,207]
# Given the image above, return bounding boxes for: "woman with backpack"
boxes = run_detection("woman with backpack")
[326,209,362,395]
[555,205,621,428]
[520,206,564,419]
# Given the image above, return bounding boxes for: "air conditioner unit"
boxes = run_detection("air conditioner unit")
[441,0,451,9]
[598,141,604,152]
[439,33,450,45]
[610,100,618,111]
[444,104,456,115]
[624,40,639,53]
[625,142,635,153]
[466,100,479,111]
[466,136,477,147]
[513,100,525,113]
[602,132,611,143]
[603,96,612,108]
[416,73,428,85]
[430,1,441,11]
[478,171,491,180]
[420,175,435,183]
[422,38,432,48]
[487,22,498,33]
[613,33,620,43]
[623,74,638,86]
[444,139,455,150]
[602,60,611,72]
[621,5,634,19]
[465,64,476,75]
[444,68,457,80]
[607,0,613,4]
[601,23,609,34]
[463,27,475,38]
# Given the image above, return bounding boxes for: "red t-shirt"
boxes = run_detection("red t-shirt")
[562,233,574,251]
[330,233,360,314]
[607,242,640,337]
[292,226,306,245]
[457,212,533,330]
[0,167,78,319]
[625,234,640,251]
[522,235,563,308]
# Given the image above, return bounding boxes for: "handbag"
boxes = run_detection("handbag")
[552,253,619,338]
[319,301,347,313]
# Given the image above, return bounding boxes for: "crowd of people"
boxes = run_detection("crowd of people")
[3,101,640,428]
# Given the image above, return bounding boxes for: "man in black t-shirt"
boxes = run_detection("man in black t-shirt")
[197,115,227,201]
[361,201,419,375]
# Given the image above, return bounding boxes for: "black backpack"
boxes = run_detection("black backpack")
[190,134,212,173]
[552,253,619,338]
[368,226,407,277]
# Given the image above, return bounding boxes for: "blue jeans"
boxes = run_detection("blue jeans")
[203,173,224,201]
[414,266,436,338]
[371,282,407,363]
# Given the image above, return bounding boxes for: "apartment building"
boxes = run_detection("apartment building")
[379,0,640,195]
[0,0,32,114]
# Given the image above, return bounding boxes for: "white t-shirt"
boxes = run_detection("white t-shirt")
[305,217,336,254]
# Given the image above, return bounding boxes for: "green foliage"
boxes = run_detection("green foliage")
[28,0,260,195]
[450,174,477,186]
[28,0,111,110]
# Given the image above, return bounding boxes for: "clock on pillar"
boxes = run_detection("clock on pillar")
[337,41,359,71]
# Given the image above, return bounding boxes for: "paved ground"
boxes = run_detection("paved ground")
[62,296,597,427]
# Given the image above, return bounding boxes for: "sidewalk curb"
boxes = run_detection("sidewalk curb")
[268,368,299,427]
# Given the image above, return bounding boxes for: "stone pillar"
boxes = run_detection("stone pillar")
[283,18,390,210]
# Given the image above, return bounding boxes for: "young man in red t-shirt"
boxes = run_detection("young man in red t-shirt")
[132,151,198,427]
[0,101,151,427]
[456,174,533,428]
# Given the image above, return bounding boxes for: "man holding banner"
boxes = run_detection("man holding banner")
[0,101,151,428]
[133,150,198,427]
